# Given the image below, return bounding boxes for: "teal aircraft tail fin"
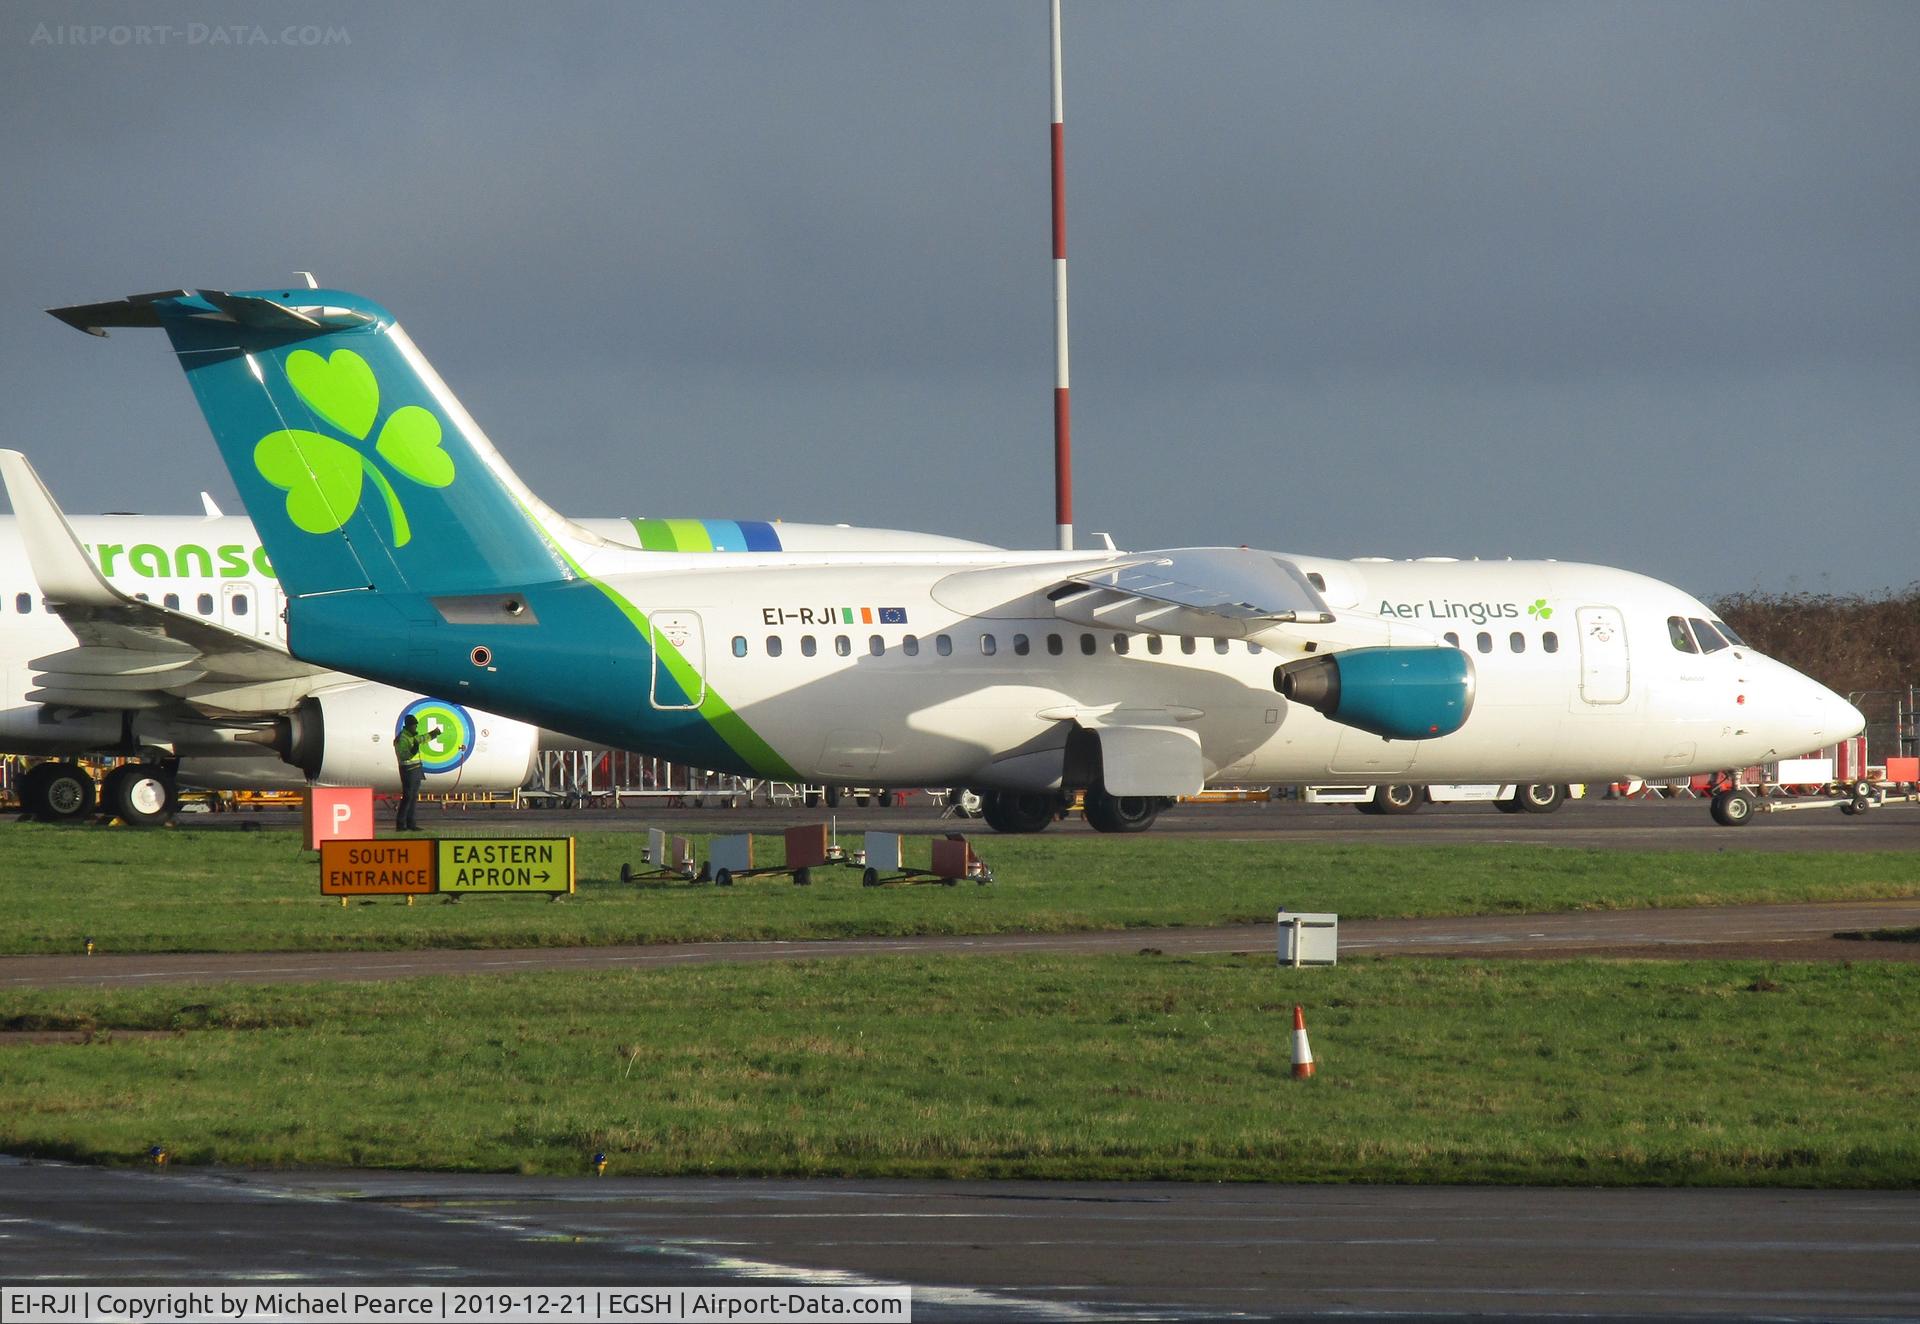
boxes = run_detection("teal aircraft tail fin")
[50,288,603,599]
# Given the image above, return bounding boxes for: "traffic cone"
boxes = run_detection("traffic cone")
[1291,1005,1315,1079]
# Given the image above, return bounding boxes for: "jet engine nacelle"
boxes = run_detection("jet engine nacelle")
[1275,646,1476,741]
[276,686,540,791]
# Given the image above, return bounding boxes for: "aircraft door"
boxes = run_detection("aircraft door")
[1576,606,1630,705]
[221,583,264,638]
[649,610,707,710]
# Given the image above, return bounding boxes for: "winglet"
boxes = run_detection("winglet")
[0,450,121,607]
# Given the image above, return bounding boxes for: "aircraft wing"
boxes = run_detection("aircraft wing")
[935,547,1431,649]
[0,450,326,716]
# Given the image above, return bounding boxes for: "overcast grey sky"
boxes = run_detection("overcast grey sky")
[2,1,1915,597]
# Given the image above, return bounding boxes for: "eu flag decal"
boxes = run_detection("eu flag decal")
[878,607,909,625]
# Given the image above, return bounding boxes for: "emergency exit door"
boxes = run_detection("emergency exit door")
[649,610,707,709]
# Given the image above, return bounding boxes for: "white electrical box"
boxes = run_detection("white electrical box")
[863,832,903,872]
[1277,912,1338,966]
[708,834,754,875]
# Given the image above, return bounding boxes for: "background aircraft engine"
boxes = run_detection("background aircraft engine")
[1275,647,1476,741]
[276,688,539,791]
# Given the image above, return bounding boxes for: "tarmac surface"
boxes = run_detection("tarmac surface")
[3,898,1918,993]
[3,1159,1918,1321]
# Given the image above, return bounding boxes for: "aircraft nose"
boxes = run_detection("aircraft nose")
[1773,668,1864,747]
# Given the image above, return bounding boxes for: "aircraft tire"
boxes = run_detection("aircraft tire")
[104,764,177,828]
[33,762,97,822]
[1710,789,1756,826]
[824,786,843,809]
[1084,789,1159,833]
[1516,783,1567,814]
[1374,784,1423,815]
[981,792,1055,834]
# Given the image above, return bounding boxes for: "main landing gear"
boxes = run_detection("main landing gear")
[15,760,178,826]
[975,789,1172,834]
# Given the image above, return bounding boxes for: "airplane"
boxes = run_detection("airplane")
[0,469,993,824]
[30,285,1865,833]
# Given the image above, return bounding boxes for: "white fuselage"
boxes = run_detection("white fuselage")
[561,544,1856,788]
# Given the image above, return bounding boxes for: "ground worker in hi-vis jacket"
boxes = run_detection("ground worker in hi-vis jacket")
[393,714,426,831]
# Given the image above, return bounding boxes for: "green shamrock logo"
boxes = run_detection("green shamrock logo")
[1527,598,1553,621]
[253,348,454,547]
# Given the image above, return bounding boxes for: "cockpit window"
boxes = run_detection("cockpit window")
[1667,616,1698,654]
[1712,618,1744,646]
[1688,618,1730,653]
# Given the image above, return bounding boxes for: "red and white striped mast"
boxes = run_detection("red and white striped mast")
[1050,0,1074,551]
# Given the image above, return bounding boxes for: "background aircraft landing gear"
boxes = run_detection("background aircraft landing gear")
[102,763,179,827]
[1509,783,1568,814]
[1084,789,1162,833]
[20,761,96,822]
[1369,784,1423,815]
[981,791,1056,834]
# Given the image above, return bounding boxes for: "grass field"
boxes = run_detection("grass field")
[3,953,1913,1186]
[4,821,1918,955]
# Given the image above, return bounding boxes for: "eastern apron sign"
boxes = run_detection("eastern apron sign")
[320,838,575,897]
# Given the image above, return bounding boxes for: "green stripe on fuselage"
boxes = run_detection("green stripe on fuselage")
[552,513,796,779]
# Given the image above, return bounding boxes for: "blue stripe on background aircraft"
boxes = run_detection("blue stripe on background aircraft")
[20,285,1862,833]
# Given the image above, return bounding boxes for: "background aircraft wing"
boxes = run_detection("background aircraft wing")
[0,449,325,717]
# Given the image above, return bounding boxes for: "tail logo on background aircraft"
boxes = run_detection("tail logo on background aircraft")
[396,697,475,774]
[254,347,455,547]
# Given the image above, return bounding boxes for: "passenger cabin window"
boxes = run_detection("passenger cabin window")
[1113,635,1130,655]
[869,635,885,657]
[766,636,783,657]
[1444,631,1460,648]
[1542,632,1559,654]
[731,636,747,657]
[1476,632,1492,653]
[164,593,180,610]
[1667,616,1698,653]
[1146,636,1162,655]
[14,593,29,614]
[800,635,817,657]
[230,594,248,616]
[980,634,996,656]
[1080,634,1096,656]
[197,593,214,615]
[1180,637,1197,655]
[834,635,851,657]
[1046,634,1063,656]
[1013,633,1030,656]
[1510,632,1526,653]
[1214,639,1230,654]
[936,634,953,656]
[1248,642,1263,655]
[1689,618,1729,653]
[903,635,920,656]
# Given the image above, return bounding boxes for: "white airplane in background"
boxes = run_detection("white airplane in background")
[30,285,1864,833]
[0,469,992,823]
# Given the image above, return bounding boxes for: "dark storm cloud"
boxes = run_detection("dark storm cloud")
[1,1,1914,593]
